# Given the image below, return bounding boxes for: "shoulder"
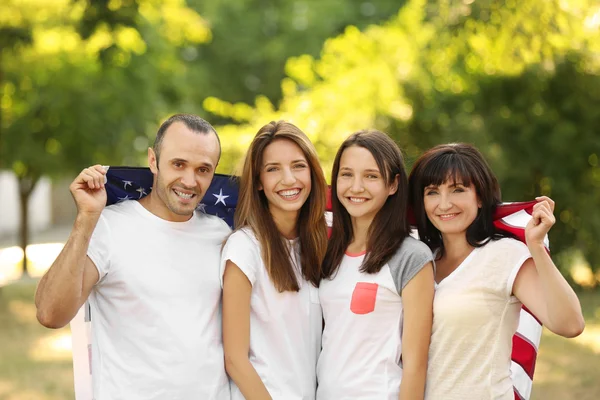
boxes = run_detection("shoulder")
[98,201,139,225]
[395,236,434,260]
[225,227,259,248]
[194,212,232,234]
[482,237,529,255]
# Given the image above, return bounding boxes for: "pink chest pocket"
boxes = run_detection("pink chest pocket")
[350,282,379,314]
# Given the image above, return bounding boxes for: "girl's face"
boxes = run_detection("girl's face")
[423,179,481,238]
[336,145,397,225]
[259,138,312,221]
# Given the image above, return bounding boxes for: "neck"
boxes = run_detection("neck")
[440,233,474,261]
[270,208,299,240]
[138,191,192,223]
[348,216,372,253]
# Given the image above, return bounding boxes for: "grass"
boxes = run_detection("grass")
[0,281,599,399]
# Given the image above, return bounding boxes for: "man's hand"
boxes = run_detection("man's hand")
[70,165,107,217]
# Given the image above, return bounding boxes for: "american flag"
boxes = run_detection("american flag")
[70,167,543,400]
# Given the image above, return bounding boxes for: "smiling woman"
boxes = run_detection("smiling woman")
[220,120,328,400]
[408,143,585,400]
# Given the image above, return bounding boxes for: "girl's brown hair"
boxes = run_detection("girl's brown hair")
[235,120,328,291]
[322,130,411,278]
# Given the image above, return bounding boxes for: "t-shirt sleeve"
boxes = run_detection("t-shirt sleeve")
[388,237,434,295]
[505,239,533,298]
[220,229,260,288]
[86,213,112,283]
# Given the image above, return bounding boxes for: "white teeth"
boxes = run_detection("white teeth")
[279,189,300,198]
[174,190,194,199]
[349,197,366,203]
[439,214,457,218]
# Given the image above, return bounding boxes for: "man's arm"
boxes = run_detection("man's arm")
[35,165,107,329]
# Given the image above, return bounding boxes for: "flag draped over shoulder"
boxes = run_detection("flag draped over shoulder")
[70,167,544,400]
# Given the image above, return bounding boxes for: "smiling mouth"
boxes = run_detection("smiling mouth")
[173,189,196,200]
[438,213,459,220]
[347,197,368,204]
[277,188,301,200]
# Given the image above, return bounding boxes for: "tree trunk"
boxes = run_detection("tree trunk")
[18,175,39,277]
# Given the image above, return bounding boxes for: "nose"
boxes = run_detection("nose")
[281,167,297,186]
[350,176,364,193]
[180,169,198,189]
[438,192,452,211]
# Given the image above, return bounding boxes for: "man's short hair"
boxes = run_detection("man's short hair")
[153,114,220,163]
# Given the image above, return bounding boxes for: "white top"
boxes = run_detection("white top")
[87,200,231,400]
[425,238,532,400]
[317,237,433,400]
[220,228,322,400]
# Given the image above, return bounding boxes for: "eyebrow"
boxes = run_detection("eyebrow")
[170,158,214,169]
[263,159,307,167]
[340,166,380,173]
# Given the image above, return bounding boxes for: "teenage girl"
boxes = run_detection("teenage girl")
[317,130,435,400]
[221,121,328,400]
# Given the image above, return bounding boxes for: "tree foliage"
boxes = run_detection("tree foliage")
[206,0,600,274]
[0,0,210,273]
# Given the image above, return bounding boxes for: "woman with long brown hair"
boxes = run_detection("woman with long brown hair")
[221,120,328,400]
[317,130,435,400]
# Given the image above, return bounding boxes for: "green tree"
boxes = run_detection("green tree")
[0,0,210,275]
[206,0,600,277]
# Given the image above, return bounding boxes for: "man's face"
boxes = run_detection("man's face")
[149,122,220,222]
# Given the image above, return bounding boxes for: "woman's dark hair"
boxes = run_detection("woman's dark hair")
[322,130,410,279]
[408,143,513,258]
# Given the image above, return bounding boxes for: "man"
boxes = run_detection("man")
[35,114,231,399]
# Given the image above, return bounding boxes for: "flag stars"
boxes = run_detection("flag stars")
[213,189,229,206]
[136,187,147,198]
[122,180,132,189]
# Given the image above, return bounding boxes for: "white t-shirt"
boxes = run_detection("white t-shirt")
[425,238,532,400]
[220,228,322,400]
[87,200,231,400]
[317,237,433,400]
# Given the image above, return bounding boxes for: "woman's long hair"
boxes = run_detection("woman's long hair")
[322,130,411,279]
[235,121,328,291]
[408,143,513,258]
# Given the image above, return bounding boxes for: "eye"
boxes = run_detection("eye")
[266,166,278,172]
[425,189,438,196]
[198,167,210,174]
[293,163,308,170]
[366,174,379,179]
[173,162,183,168]
[453,187,465,193]
[339,172,352,178]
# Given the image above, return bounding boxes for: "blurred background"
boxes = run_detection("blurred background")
[0,0,599,398]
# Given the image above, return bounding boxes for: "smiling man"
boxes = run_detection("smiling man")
[35,114,231,399]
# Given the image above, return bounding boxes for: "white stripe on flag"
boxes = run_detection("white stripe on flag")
[71,304,93,400]
[517,309,543,350]
[511,360,534,400]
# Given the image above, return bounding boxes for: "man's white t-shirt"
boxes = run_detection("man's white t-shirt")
[425,238,532,400]
[317,237,433,400]
[87,200,231,400]
[220,228,322,400]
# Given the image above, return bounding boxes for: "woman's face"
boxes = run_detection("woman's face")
[258,138,312,222]
[336,145,397,226]
[423,179,481,238]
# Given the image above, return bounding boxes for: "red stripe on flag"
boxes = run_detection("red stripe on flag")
[512,333,538,379]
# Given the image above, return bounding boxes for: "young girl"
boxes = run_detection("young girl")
[221,121,328,400]
[408,143,585,400]
[317,130,435,400]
